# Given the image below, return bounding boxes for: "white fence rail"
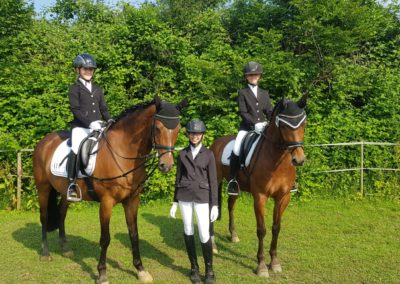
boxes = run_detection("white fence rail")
[0,141,399,209]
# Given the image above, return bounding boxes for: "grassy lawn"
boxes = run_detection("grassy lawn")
[0,195,399,283]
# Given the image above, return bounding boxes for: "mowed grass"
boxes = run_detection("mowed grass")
[0,195,399,284]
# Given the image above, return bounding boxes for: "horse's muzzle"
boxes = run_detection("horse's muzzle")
[291,147,305,166]
[158,162,173,173]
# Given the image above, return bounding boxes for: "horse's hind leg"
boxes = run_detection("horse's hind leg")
[122,195,153,283]
[228,195,240,243]
[38,185,53,261]
[58,196,73,257]
[269,193,291,273]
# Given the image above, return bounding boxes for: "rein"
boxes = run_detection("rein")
[83,116,176,185]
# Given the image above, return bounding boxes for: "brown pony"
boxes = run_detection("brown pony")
[33,97,187,283]
[210,95,307,278]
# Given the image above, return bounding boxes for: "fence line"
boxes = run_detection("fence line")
[0,141,399,209]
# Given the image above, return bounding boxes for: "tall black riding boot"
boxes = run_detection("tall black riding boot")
[184,234,201,284]
[227,153,240,195]
[66,151,80,202]
[201,238,215,284]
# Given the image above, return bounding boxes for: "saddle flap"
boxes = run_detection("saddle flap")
[221,133,262,168]
[79,131,101,169]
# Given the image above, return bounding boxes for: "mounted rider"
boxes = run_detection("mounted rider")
[227,61,273,195]
[66,53,112,202]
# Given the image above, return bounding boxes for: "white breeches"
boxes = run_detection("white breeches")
[179,201,210,243]
[233,130,248,156]
[71,127,91,154]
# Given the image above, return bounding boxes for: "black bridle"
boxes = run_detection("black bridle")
[152,113,179,153]
[274,111,306,151]
[86,115,179,182]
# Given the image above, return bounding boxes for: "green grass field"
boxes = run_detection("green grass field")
[0,195,399,283]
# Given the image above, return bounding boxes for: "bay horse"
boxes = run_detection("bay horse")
[210,94,307,278]
[33,96,187,283]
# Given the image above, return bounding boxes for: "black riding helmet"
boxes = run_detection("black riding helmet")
[73,53,97,69]
[244,61,263,75]
[186,119,206,133]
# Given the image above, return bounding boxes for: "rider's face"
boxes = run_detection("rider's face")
[246,74,261,85]
[78,67,95,81]
[188,132,203,146]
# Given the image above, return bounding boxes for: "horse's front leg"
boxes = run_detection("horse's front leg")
[253,193,269,278]
[269,192,290,273]
[58,196,73,257]
[122,195,153,283]
[228,195,240,243]
[97,199,113,284]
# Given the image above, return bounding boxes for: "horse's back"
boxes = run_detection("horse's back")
[210,134,235,183]
[33,131,69,186]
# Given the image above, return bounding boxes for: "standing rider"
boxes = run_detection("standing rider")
[66,53,112,202]
[227,61,273,195]
[170,119,219,284]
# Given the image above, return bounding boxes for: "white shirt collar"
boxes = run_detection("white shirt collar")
[248,84,258,98]
[79,78,92,92]
[190,143,202,159]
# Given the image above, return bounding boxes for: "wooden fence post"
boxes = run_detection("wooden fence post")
[17,151,22,210]
[360,142,364,196]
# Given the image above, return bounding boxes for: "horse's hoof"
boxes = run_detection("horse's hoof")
[96,275,109,284]
[231,235,240,243]
[39,255,52,261]
[62,250,74,257]
[271,264,282,273]
[138,270,153,283]
[256,267,270,278]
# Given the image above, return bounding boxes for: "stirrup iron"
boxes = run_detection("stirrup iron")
[227,179,240,196]
[67,183,82,202]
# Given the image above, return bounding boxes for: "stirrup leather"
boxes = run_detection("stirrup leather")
[227,179,240,196]
[67,183,82,202]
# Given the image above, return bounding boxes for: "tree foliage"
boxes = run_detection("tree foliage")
[1,0,400,209]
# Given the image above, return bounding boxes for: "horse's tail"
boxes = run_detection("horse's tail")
[47,188,61,232]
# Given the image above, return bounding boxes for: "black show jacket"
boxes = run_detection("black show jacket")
[174,145,218,207]
[238,86,273,131]
[68,80,111,128]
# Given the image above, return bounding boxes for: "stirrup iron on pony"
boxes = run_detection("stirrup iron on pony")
[227,179,240,196]
[67,182,82,202]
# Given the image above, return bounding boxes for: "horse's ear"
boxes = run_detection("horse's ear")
[177,98,188,111]
[297,92,308,109]
[154,96,162,109]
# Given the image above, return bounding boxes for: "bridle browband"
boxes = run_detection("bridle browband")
[273,110,306,151]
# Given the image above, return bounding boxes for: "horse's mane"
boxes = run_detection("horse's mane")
[114,100,155,122]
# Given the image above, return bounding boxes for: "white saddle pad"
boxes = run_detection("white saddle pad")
[221,136,261,167]
[50,140,98,178]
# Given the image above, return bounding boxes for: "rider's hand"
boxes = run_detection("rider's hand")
[89,120,103,130]
[254,122,268,134]
[169,202,178,218]
[210,206,219,222]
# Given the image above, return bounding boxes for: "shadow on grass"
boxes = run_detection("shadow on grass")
[138,213,256,273]
[11,222,156,282]
[115,213,189,278]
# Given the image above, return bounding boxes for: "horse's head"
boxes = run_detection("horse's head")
[153,97,188,172]
[271,94,307,166]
